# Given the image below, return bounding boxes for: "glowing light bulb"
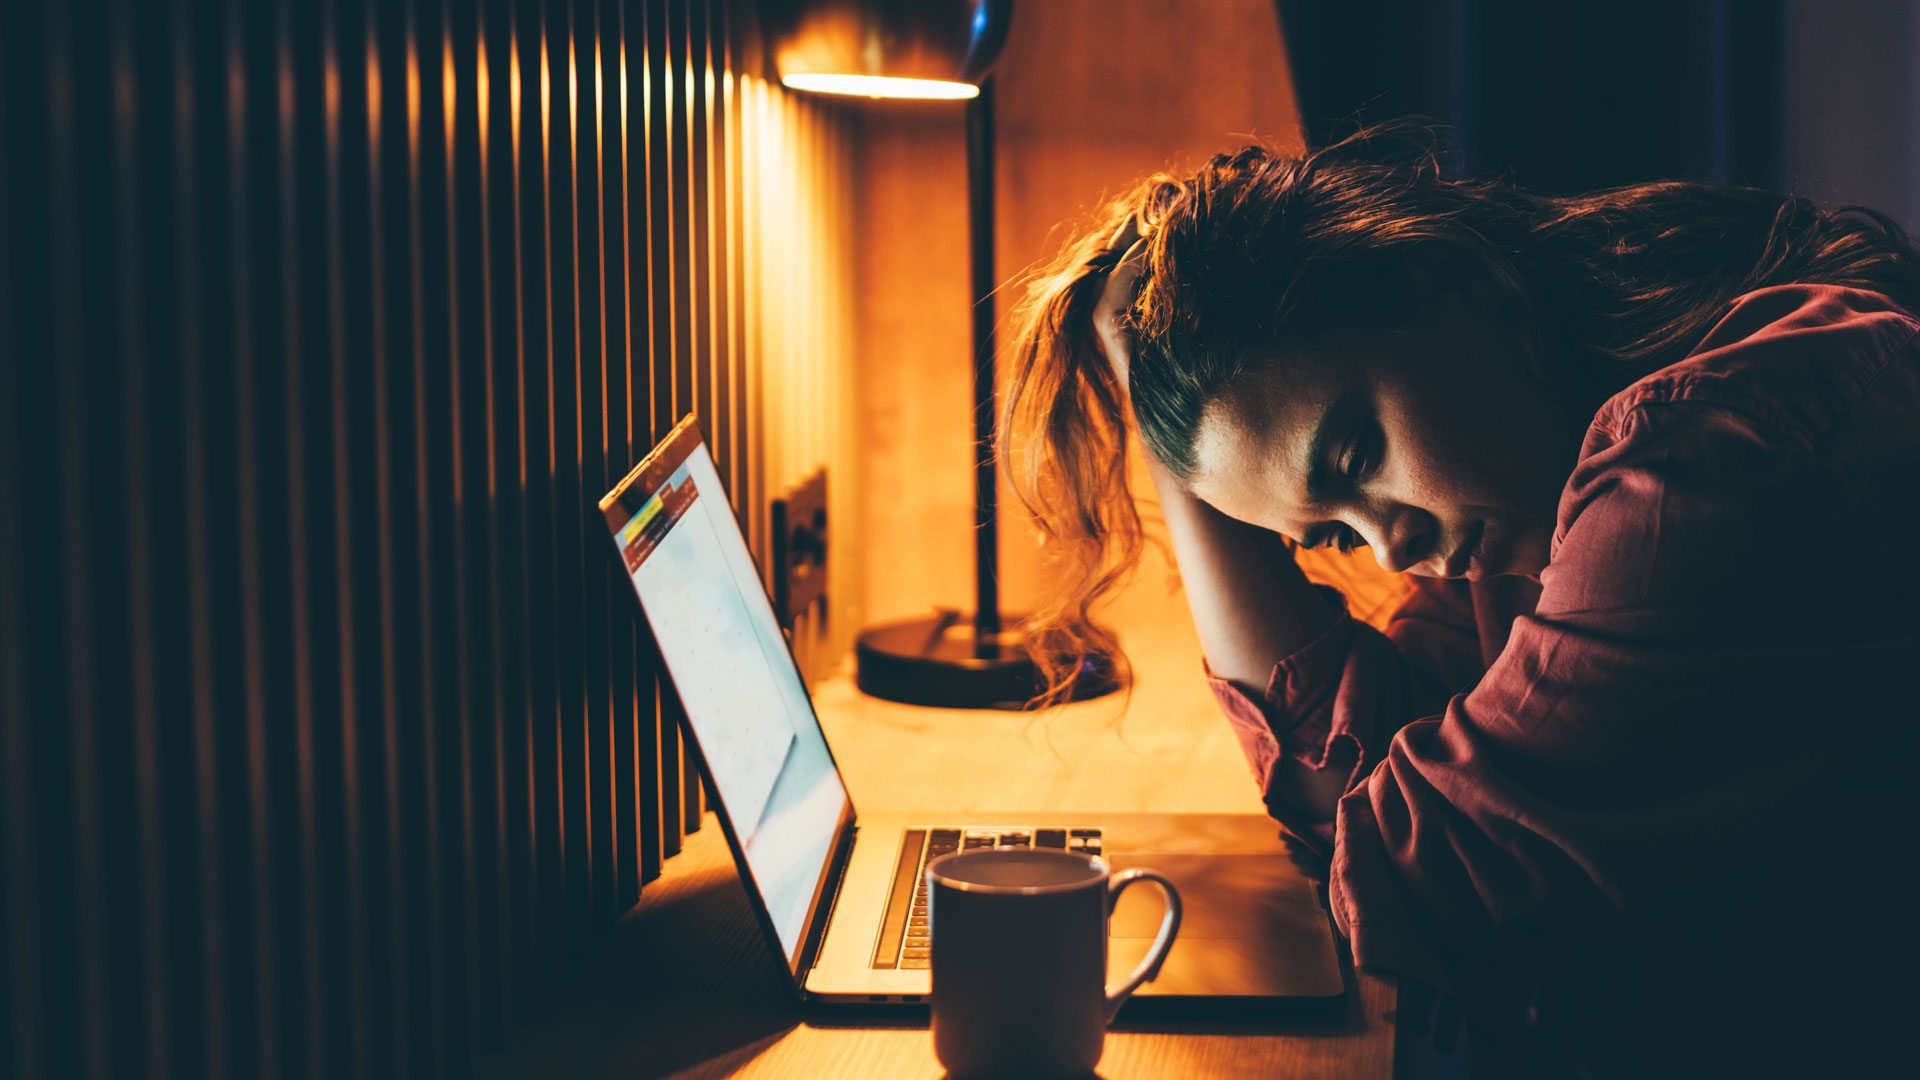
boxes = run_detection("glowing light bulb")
[780,73,979,100]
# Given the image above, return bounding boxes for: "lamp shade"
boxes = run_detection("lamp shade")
[762,0,1013,99]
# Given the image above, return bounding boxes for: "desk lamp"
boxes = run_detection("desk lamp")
[764,0,1120,707]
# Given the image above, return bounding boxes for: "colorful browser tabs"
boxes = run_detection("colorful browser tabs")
[617,493,664,549]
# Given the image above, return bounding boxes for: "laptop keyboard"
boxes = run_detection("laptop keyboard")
[870,825,1105,970]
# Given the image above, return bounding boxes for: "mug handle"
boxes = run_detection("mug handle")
[1103,868,1182,1023]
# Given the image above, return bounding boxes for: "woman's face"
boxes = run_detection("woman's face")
[1184,295,1580,580]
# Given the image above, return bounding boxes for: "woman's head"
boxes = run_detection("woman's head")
[1003,122,1920,702]
[1178,290,1572,583]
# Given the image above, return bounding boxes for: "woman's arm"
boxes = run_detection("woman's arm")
[1144,453,1335,694]
[1141,455,1358,821]
[1096,226,1336,688]
[1331,391,1920,1025]
[1095,233,1360,820]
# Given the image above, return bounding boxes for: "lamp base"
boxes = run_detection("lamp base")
[854,610,1122,709]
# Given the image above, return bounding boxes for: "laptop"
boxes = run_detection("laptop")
[599,416,1344,1008]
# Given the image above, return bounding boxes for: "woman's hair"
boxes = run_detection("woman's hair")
[1001,121,1920,705]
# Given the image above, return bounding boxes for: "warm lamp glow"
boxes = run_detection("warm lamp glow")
[780,73,980,100]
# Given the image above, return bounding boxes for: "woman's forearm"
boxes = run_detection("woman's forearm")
[1145,458,1351,820]
[1144,456,1335,697]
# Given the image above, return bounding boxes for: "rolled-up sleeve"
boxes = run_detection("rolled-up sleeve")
[1206,577,1482,850]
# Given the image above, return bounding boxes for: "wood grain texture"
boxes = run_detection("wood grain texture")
[477,576,1395,1079]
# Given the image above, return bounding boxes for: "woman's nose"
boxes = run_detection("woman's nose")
[1362,507,1437,575]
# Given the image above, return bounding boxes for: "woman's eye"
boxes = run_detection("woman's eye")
[1310,525,1360,553]
[1342,424,1380,481]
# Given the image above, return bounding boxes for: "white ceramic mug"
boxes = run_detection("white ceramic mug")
[926,848,1182,1079]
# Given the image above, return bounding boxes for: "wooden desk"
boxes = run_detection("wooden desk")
[480,586,1396,1078]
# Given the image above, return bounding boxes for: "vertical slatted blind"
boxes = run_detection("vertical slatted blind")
[0,0,860,1076]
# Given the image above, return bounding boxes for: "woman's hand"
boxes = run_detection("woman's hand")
[1091,219,1150,396]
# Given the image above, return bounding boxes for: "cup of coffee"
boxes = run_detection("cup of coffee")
[925,848,1182,1079]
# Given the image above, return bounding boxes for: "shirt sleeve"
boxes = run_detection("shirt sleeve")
[1327,396,1919,1021]
[1205,575,1486,853]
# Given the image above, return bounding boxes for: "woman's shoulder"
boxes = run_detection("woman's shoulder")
[1590,283,1920,454]
[1549,283,1920,601]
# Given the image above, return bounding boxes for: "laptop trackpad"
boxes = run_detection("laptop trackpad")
[1106,854,1344,998]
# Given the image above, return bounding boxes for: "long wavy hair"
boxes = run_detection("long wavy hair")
[1001,122,1920,705]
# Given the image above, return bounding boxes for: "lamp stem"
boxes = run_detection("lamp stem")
[966,78,1001,654]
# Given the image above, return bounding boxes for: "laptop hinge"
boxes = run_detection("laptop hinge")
[798,821,858,980]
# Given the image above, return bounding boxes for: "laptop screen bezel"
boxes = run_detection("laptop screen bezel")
[598,414,859,990]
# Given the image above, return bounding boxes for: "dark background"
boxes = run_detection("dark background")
[1279,0,1920,233]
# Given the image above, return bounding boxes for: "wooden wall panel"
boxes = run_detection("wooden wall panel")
[0,0,861,1076]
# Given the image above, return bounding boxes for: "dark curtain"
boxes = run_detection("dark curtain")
[1275,0,1783,192]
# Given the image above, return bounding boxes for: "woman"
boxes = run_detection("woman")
[1002,126,1920,1077]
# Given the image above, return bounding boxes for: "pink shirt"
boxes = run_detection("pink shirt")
[1209,285,1920,1065]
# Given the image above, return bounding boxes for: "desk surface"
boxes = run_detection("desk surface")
[482,582,1396,1078]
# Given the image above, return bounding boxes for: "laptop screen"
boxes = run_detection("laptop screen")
[602,427,849,963]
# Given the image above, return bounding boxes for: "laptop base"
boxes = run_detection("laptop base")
[803,811,1346,1006]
